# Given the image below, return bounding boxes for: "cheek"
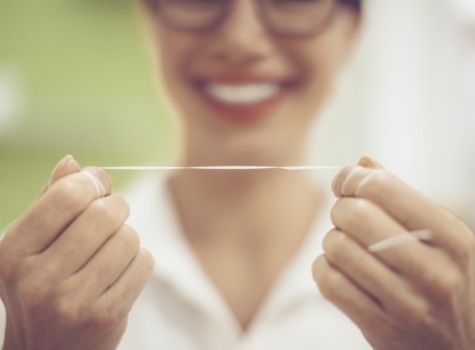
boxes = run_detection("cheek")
[155,29,200,102]
[299,30,352,106]
[293,48,338,120]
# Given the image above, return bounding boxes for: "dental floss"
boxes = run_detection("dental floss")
[368,230,432,253]
[101,166,342,171]
[81,171,105,198]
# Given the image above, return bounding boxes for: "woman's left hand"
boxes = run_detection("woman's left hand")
[312,157,475,350]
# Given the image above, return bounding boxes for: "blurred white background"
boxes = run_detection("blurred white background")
[316,0,475,227]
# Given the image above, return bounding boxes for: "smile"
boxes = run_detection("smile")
[203,83,281,105]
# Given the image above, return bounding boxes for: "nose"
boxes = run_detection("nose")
[210,0,273,66]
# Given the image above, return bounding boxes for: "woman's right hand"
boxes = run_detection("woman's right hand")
[0,155,154,350]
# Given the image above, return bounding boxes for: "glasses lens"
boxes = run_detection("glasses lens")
[262,0,335,36]
[156,0,225,31]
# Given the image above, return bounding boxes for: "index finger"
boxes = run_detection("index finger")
[4,168,113,256]
[333,162,474,261]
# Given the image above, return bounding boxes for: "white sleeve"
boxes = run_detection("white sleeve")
[0,298,5,348]
[0,231,5,347]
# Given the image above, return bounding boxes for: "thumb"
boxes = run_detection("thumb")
[38,155,80,198]
[358,156,385,169]
[49,154,81,185]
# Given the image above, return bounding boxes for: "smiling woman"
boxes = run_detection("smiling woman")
[148,0,361,168]
[1,1,475,350]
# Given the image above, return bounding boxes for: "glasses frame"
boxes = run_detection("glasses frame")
[144,0,342,38]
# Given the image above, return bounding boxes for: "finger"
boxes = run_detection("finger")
[38,194,130,279]
[332,165,365,198]
[322,229,430,318]
[97,248,154,318]
[333,165,474,262]
[73,225,142,297]
[5,168,113,256]
[37,155,80,199]
[331,156,383,197]
[80,167,110,198]
[312,254,386,331]
[331,197,460,294]
[50,155,82,187]
[331,197,415,250]
[358,155,385,169]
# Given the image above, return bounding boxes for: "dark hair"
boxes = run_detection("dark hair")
[340,0,361,11]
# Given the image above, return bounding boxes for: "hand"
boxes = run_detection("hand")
[0,155,154,350]
[312,156,475,350]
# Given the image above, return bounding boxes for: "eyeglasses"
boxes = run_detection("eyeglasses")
[145,0,341,38]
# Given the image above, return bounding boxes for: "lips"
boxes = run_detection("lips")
[193,77,295,121]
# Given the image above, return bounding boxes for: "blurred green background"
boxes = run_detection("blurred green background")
[0,0,176,229]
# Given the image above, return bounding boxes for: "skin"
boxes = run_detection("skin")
[313,156,475,349]
[0,156,154,350]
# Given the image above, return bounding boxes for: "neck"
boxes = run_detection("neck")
[168,153,327,331]
[169,163,324,249]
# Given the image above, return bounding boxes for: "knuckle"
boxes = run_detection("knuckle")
[89,197,126,227]
[406,296,429,318]
[15,261,64,310]
[89,304,123,331]
[467,234,475,260]
[340,166,365,196]
[311,255,325,283]
[454,239,473,268]
[56,180,89,209]
[318,270,342,299]
[455,227,475,266]
[436,276,461,302]
[313,259,342,299]
[116,225,141,252]
[0,253,15,284]
[350,199,373,221]
[323,232,349,262]
[51,296,82,325]
[138,248,155,272]
[428,270,461,303]
[357,170,391,199]
[17,277,51,311]
[401,299,433,331]
[324,237,370,278]
[339,199,373,229]
[134,249,155,282]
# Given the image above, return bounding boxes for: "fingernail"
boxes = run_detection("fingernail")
[49,155,77,188]
[52,155,73,175]
[358,156,384,169]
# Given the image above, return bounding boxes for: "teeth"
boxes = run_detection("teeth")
[204,83,280,105]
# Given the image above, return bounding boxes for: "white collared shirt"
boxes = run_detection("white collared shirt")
[116,175,372,350]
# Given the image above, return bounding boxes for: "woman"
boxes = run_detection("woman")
[1,0,474,349]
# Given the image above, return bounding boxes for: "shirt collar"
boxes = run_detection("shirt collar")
[124,174,334,332]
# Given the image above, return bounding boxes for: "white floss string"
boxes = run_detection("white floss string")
[368,230,432,253]
[81,171,106,198]
[101,166,342,171]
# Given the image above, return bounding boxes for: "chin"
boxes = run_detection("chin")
[208,131,301,166]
